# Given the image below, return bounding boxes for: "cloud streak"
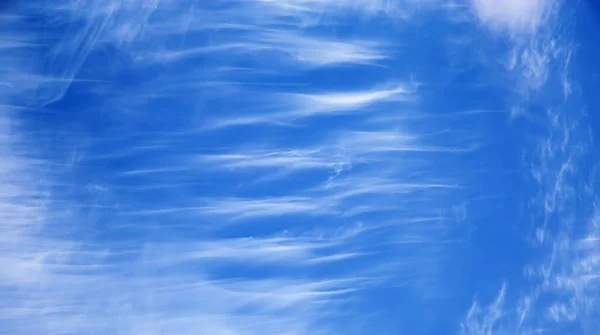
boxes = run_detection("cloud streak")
[208,84,414,128]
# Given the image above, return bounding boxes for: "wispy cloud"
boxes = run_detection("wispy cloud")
[289,85,412,113]
[460,282,507,335]
[208,84,414,128]
[199,148,349,172]
[455,1,600,333]
[0,2,380,334]
[470,0,549,34]
[5,0,580,333]
[200,196,336,219]
[142,31,387,68]
[142,234,369,268]
[469,0,562,95]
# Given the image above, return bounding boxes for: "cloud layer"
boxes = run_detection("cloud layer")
[1,0,597,334]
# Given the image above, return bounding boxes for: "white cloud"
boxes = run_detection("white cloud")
[460,282,507,334]
[142,32,387,68]
[143,235,366,268]
[469,0,562,97]
[291,86,411,113]
[200,149,349,172]
[202,196,336,219]
[256,31,387,67]
[0,1,505,334]
[251,0,404,18]
[321,176,460,201]
[336,130,471,154]
[123,196,336,219]
[0,4,369,334]
[209,85,413,128]
[470,0,548,34]
[1,2,115,107]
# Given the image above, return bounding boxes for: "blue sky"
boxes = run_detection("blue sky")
[1,0,600,334]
